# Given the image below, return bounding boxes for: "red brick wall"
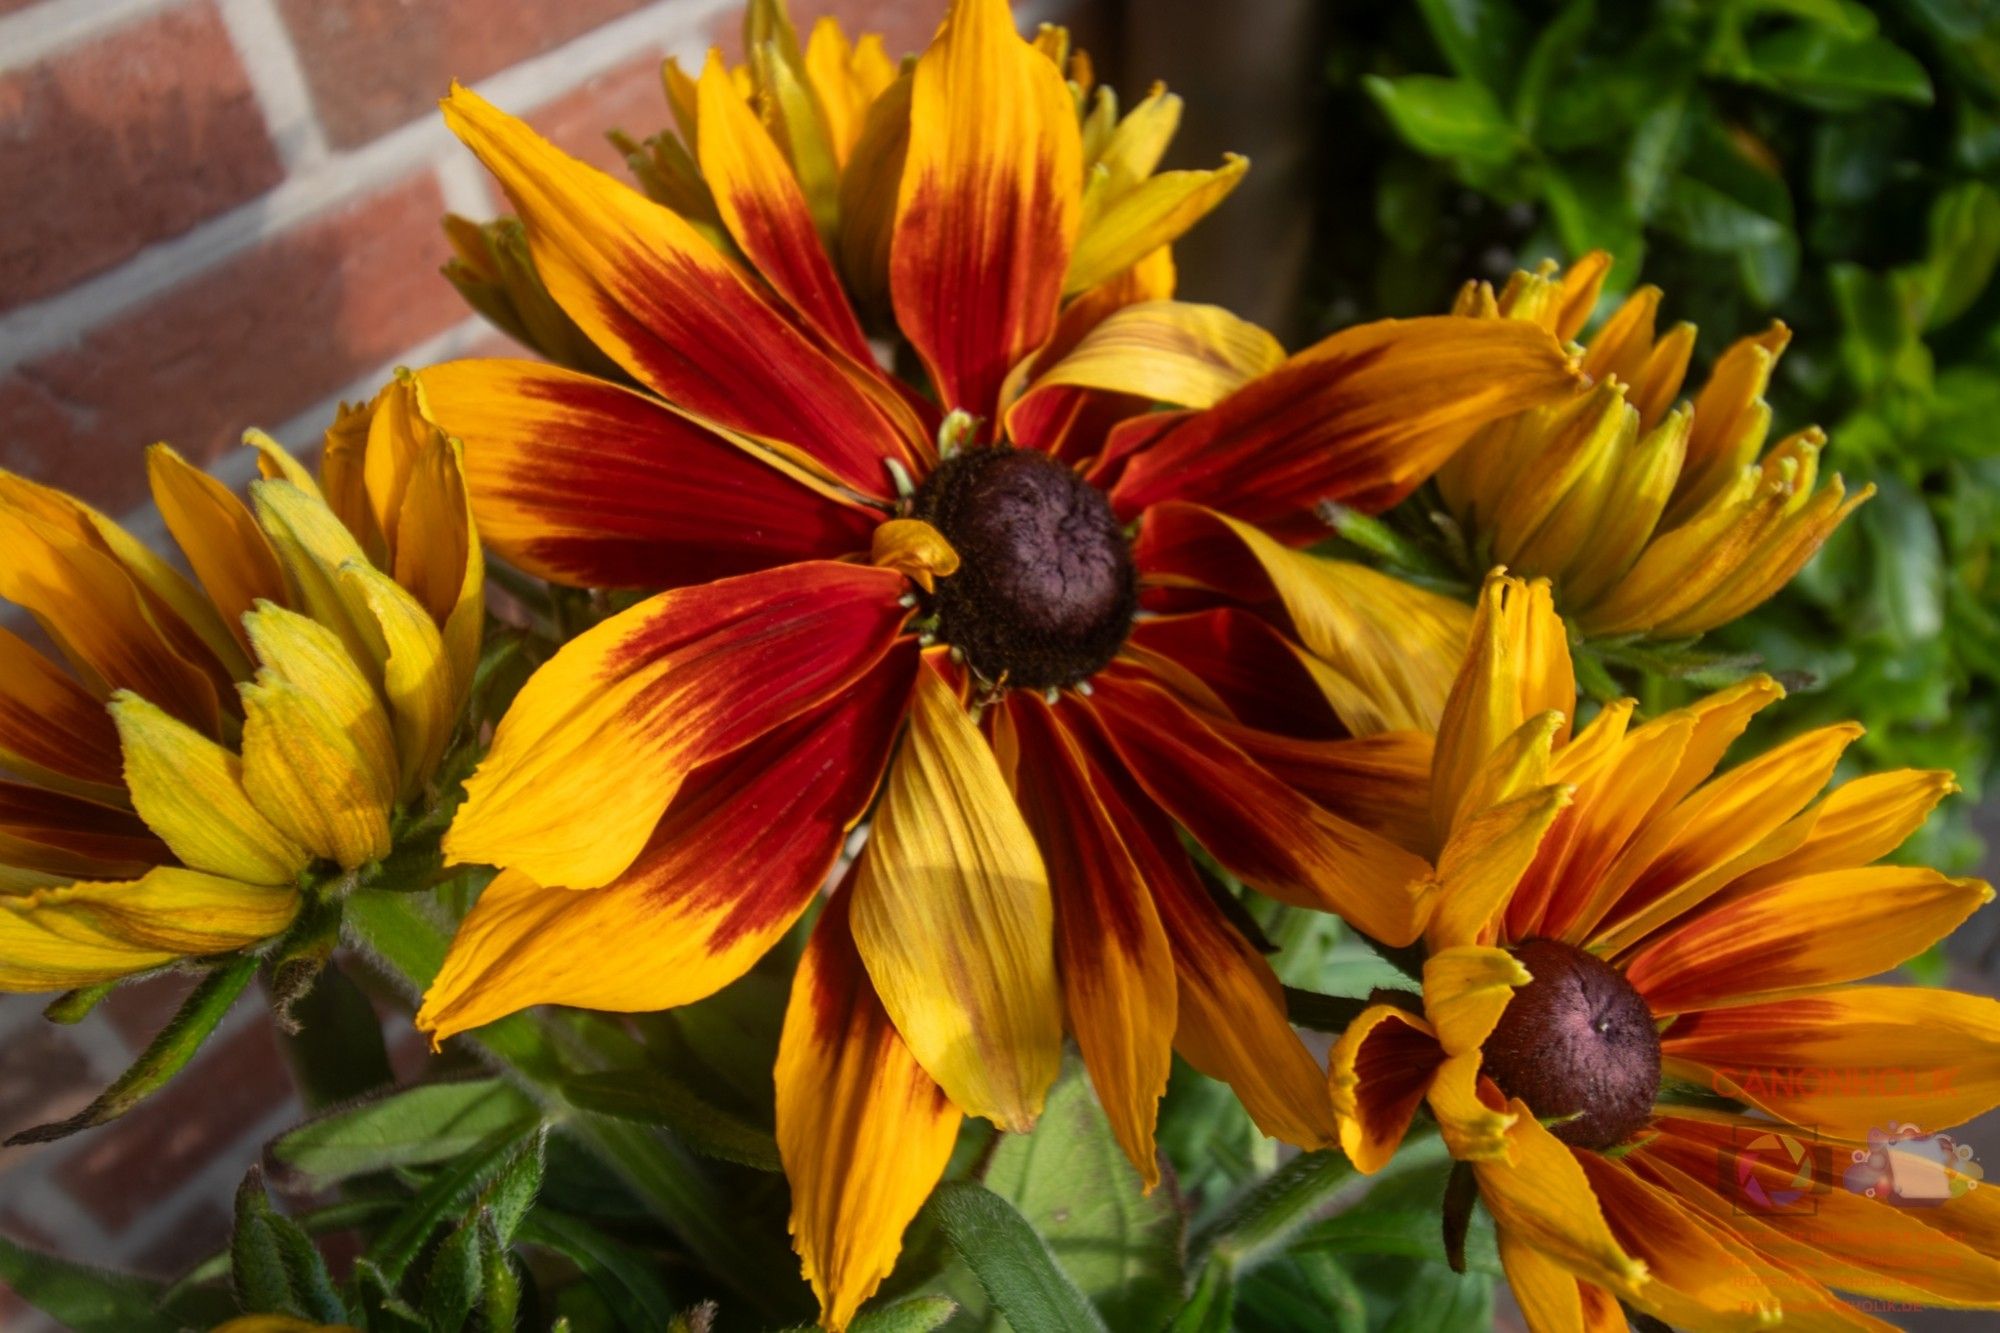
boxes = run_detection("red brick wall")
[0,0,1103,1319]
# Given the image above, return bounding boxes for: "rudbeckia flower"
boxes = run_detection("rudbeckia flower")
[0,379,481,992]
[1435,253,1871,638]
[1328,571,2000,1330]
[408,0,1579,1323]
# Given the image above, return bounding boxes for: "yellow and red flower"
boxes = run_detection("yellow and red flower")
[1328,571,2000,1330]
[1437,253,1870,638]
[409,0,1581,1324]
[0,381,481,990]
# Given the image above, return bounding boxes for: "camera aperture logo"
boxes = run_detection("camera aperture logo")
[1719,1121,1984,1215]
[1843,1124,1984,1207]
[1722,1127,1831,1215]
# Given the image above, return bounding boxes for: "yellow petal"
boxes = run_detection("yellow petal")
[1328,1002,1442,1172]
[778,887,963,1332]
[1423,944,1531,1057]
[1066,155,1247,295]
[239,604,397,869]
[250,478,386,688]
[1730,768,1959,893]
[1429,1052,1517,1160]
[1428,778,1570,951]
[337,562,455,801]
[849,656,1062,1131]
[0,867,298,991]
[1011,298,1283,415]
[108,691,307,886]
[146,443,290,664]
[869,518,960,593]
[1475,1108,1649,1301]
[1498,1227,1589,1333]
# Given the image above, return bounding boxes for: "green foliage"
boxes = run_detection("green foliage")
[1324,0,2000,867]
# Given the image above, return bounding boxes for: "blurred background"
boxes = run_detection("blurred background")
[1,0,1996,1327]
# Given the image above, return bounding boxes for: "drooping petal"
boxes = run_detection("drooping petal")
[890,0,1083,422]
[442,84,923,496]
[418,644,916,1041]
[0,627,125,802]
[108,691,307,886]
[1498,1229,1590,1333]
[849,655,1062,1132]
[696,50,871,358]
[0,868,298,991]
[1428,779,1570,951]
[146,443,290,663]
[1327,1003,1443,1172]
[1124,607,1350,738]
[1108,317,1581,534]
[1474,1111,1649,1302]
[1011,298,1282,424]
[445,563,909,890]
[1663,988,2000,1137]
[1424,945,1532,1056]
[1005,694,1175,1185]
[1064,706,1343,1149]
[1576,1151,1780,1331]
[416,360,878,590]
[1088,668,1434,946]
[1624,867,1992,1014]
[777,884,962,1333]
[1134,503,1472,736]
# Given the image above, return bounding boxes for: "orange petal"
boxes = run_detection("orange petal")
[777,882,963,1332]
[0,627,124,801]
[1327,1003,1443,1172]
[416,359,878,589]
[418,644,916,1041]
[444,562,909,890]
[890,0,1082,422]
[1577,1151,1781,1330]
[1005,694,1176,1186]
[1109,316,1581,536]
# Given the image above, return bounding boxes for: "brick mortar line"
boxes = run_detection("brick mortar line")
[0,0,735,370]
[215,0,331,173]
[0,0,176,71]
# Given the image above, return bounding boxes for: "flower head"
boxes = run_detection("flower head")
[412,0,1581,1324]
[1329,570,2000,1329]
[0,379,481,992]
[1437,253,1871,638]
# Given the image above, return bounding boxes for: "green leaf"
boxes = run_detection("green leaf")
[1236,1252,1367,1333]
[848,1295,959,1331]
[1362,75,1519,165]
[925,1181,1111,1333]
[6,953,256,1145]
[1282,987,1377,1034]
[1190,1149,1358,1275]
[981,1062,1184,1329]
[1511,0,1595,137]
[560,1068,782,1171]
[229,1168,346,1324]
[271,1078,539,1186]
[364,1120,541,1284]
[1294,1207,1502,1276]
[478,1215,523,1333]
[1381,1261,1494,1332]
[1916,182,2000,328]
[480,1126,547,1245]
[1544,163,1645,285]
[1164,1262,1233,1333]
[1744,27,1934,107]
[1864,475,1947,644]
[43,980,115,1024]
[0,1236,174,1333]
[516,1210,681,1329]
[1413,0,1525,95]
[420,1221,484,1333]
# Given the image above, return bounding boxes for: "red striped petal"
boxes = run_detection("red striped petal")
[418,359,879,589]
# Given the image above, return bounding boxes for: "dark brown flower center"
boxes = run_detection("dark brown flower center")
[1482,938,1661,1151]
[910,445,1137,691]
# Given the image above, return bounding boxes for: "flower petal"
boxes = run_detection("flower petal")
[1728,768,1959,895]
[778,883,962,1332]
[849,655,1062,1131]
[445,562,909,890]
[108,691,306,886]
[417,359,878,590]
[1088,668,1435,946]
[146,443,289,664]
[0,627,124,801]
[1005,694,1175,1185]
[1065,157,1247,295]
[1625,867,1992,1014]
[1134,503,1472,736]
[696,49,871,359]
[336,562,455,802]
[1474,1109,1649,1302]
[1012,298,1282,423]
[1662,988,2000,1137]
[890,0,1082,422]
[418,643,916,1041]
[442,84,922,495]
[1327,1003,1443,1172]
[1424,945,1532,1057]
[0,782,165,881]
[0,868,298,991]
[1576,1151,1780,1331]
[1109,316,1581,533]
